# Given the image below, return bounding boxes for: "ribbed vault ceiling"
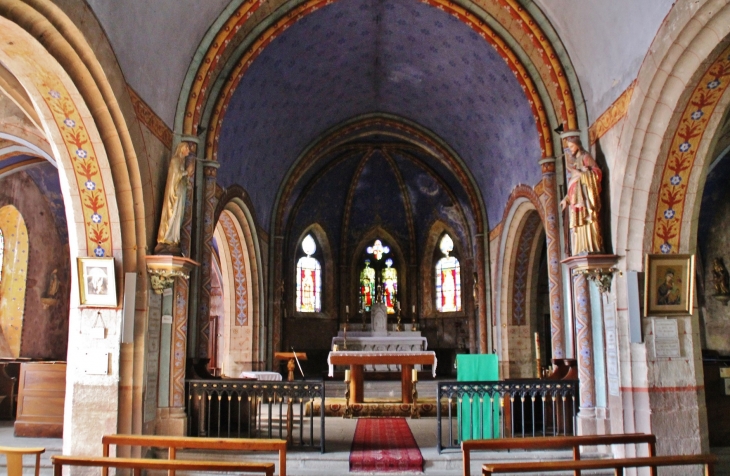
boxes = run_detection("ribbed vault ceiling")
[217,0,542,229]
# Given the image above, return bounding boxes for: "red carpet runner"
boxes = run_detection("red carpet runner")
[349,418,423,472]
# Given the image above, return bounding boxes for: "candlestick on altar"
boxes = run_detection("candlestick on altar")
[344,369,350,382]
[411,304,417,331]
[411,368,418,382]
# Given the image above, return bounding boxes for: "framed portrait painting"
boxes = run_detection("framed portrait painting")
[644,254,695,316]
[78,257,117,307]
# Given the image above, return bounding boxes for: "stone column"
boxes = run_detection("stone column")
[197,160,220,359]
[147,255,198,436]
[563,254,618,435]
[539,157,565,359]
[572,269,595,420]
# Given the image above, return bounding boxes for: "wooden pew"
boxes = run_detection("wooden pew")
[102,434,286,476]
[52,455,274,476]
[462,433,657,476]
[481,454,717,475]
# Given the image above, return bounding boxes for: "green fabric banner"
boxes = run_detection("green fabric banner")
[456,353,500,440]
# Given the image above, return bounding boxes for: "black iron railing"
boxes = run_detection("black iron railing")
[436,379,579,452]
[187,379,326,453]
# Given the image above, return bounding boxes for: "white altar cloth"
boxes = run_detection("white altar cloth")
[327,351,437,378]
[238,371,282,381]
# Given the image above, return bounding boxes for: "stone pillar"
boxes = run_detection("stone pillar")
[147,255,198,436]
[572,269,595,429]
[563,254,619,435]
[539,156,565,359]
[197,161,220,359]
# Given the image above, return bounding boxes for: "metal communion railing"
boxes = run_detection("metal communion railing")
[187,379,326,453]
[436,379,579,452]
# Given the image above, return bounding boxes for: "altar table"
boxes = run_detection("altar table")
[328,351,437,404]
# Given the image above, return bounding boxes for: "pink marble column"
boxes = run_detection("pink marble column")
[540,157,565,359]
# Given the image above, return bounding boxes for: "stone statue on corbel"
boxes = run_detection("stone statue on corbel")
[154,139,197,256]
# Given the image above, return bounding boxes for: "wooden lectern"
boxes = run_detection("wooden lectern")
[274,352,308,381]
[273,352,308,445]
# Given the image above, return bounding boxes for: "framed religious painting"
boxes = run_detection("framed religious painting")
[78,257,117,307]
[644,254,695,316]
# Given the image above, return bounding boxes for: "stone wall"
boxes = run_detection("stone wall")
[0,168,69,359]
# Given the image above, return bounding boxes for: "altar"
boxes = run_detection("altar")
[333,300,428,371]
[331,331,427,371]
[328,350,437,404]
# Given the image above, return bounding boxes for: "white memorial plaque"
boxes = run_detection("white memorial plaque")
[653,318,681,358]
[162,314,173,324]
[653,319,678,339]
[654,338,681,358]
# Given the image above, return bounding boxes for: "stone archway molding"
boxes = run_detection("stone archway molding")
[615,0,730,269]
[0,0,151,458]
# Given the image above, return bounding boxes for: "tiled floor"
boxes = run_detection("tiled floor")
[1,380,728,475]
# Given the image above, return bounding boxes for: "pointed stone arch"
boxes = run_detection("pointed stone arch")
[494,188,546,376]
[615,2,730,267]
[213,195,266,373]
[0,0,151,455]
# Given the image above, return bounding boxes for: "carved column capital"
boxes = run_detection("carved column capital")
[146,255,199,294]
[539,156,556,174]
[574,267,621,294]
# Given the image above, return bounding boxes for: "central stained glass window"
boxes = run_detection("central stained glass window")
[296,234,321,312]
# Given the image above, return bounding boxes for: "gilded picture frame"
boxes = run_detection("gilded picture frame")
[644,254,694,316]
[78,257,117,307]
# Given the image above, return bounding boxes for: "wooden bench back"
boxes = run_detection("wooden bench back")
[102,434,286,476]
[52,455,275,476]
[481,454,717,475]
[462,433,657,476]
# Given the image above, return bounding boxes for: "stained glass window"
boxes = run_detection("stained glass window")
[359,260,375,311]
[382,258,398,314]
[435,234,461,312]
[296,234,321,313]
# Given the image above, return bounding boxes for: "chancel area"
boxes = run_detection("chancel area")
[1,0,730,474]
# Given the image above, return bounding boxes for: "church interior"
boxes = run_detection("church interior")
[1,0,730,473]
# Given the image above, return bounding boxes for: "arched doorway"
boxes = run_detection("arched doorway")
[497,201,548,379]
[212,202,264,377]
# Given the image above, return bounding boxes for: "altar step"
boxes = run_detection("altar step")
[325,378,438,399]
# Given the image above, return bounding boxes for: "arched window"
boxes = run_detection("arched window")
[359,260,375,311]
[296,234,321,312]
[381,258,398,314]
[435,234,461,312]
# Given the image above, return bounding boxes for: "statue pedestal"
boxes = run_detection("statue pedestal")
[371,303,388,335]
